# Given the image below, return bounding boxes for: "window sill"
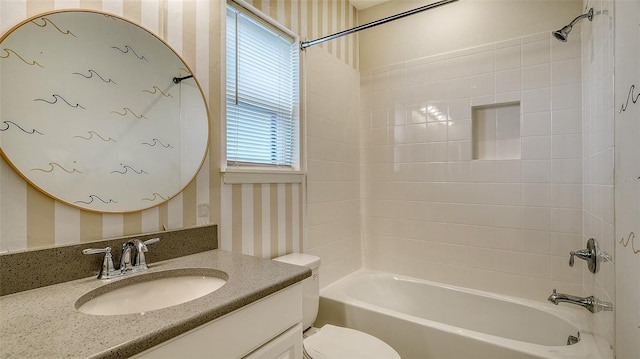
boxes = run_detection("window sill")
[221,168,305,184]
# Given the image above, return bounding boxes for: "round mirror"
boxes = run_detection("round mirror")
[0,10,209,213]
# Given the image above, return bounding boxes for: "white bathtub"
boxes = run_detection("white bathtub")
[315,270,600,359]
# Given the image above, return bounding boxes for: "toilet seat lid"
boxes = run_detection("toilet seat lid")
[304,325,400,359]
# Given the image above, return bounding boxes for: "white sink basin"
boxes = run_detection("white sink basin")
[76,269,227,315]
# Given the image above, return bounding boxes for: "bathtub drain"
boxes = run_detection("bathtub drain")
[567,332,580,345]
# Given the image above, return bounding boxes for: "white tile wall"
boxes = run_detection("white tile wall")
[360,32,584,301]
[305,46,362,288]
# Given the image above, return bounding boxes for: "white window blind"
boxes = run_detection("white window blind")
[226,3,299,168]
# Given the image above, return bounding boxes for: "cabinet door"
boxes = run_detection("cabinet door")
[131,284,302,359]
[243,323,302,359]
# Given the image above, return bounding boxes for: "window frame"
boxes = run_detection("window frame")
[222,0,304,184]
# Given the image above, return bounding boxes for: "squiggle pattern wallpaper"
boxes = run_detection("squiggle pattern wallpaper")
[0,11,209,212]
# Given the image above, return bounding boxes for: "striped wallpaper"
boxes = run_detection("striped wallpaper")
[0,0,359,257]
[222,183,303,258]
[245,0,358,69]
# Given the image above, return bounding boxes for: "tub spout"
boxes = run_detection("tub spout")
[548,289,613,313]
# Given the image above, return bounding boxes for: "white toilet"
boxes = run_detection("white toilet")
[274,253,400,359]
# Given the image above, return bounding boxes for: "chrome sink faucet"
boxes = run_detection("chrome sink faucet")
[83,238,160,279]
[548,289,613,313]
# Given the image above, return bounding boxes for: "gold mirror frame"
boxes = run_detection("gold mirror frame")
[0,10,210,213]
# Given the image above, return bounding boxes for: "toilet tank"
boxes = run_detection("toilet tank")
[273,253,320,331]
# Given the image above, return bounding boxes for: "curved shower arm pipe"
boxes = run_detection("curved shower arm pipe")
[300,0,459,50]
[567,7,594,28]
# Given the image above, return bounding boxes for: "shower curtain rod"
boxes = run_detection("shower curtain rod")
[300,0,459,50]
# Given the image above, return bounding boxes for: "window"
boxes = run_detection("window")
[226,2,299,169]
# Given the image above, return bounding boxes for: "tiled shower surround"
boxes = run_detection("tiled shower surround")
[360,31,584,301]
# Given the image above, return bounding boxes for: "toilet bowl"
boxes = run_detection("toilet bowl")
[303,324,400,359]
[273,253,400,359]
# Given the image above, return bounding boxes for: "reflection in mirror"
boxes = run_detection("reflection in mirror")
[0,10,209,212]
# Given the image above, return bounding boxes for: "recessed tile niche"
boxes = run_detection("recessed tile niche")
[472,102,521,160]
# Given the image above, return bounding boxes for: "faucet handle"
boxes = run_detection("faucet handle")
[137,237,160,253]
[82,246,116,279]
[569,249,593,267]
[143,237,160,246]
[569,238,610,274]
[82,247,111,255]
[133,237,160,269]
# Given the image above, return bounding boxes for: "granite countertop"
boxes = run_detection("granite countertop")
[0,250,310,359]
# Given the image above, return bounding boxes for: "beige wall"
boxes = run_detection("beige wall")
[613,0,640,357]
[358,0,583,70]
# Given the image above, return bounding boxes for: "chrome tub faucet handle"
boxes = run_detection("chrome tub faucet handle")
[569,248,592,267]
[569,238,611,274]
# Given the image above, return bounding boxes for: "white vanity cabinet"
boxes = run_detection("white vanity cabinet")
[132,283,303,359]
[243,323,302,359]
